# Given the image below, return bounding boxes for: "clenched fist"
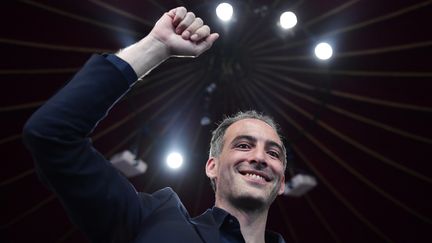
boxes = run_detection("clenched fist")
[150,6,219,57]
[116,7,218,78]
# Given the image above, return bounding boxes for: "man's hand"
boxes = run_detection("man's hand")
[116,7,218,78]
[150,6,219,57]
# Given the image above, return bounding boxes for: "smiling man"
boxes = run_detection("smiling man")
[206,113,287,242]
[23,6,286,243]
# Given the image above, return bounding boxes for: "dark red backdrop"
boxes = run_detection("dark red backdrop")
[1,1,431,242]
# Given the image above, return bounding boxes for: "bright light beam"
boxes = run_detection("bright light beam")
[216,3,233,21]
[166,152,183,169]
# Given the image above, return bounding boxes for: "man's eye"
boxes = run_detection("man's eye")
[268,151,280,158]
[237,143,250,149]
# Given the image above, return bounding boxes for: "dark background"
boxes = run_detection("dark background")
[1,0,431,242]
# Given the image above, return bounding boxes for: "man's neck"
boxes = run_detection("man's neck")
[216,199,269,243]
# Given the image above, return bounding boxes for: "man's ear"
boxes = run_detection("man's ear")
[277,175,286,195]
[205,157,218,179]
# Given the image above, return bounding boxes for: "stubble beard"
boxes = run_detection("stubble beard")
[227,183,279,213]
[216,165,280,213]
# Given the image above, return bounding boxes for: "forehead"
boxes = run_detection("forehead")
[224,118,282,145]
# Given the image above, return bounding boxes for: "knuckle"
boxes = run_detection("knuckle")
[195,17,203,25]
[178,22,187,29]
[203,25,210,33]
[187,12,195,18]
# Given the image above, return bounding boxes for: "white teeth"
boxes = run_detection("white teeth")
[245,173,265,181]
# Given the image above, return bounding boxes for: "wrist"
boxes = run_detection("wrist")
[138,35,171,60]
[116,35,170,78]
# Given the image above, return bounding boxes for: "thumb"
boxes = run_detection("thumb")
[195,33,219,56]
[206,33,220,44]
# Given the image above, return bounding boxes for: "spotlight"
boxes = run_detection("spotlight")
[280,11,297,29]
[216,3,233,21]
[314,42,333,60]
[166,152,183,169]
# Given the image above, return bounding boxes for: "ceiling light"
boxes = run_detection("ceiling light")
[166,152,183,169]
[314,42,333,60]
[200,116,211,126]
[280,11,297,29]
[216,3,233,21]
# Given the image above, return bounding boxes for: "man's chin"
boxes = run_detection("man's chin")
[230,194,268,212]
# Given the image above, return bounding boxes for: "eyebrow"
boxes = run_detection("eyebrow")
[231,135,283,153]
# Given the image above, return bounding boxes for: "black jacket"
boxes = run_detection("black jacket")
[23,54,285,243]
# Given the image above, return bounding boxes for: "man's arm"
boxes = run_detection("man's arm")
[22,7,218,242]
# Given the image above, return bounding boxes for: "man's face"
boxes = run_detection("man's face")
[206,118,285,210]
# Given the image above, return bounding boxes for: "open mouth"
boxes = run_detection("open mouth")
[239,170,271,182]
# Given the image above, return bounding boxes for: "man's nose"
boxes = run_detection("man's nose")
[250,148,268,168]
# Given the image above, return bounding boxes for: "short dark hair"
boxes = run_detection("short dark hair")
[208,110,287,191]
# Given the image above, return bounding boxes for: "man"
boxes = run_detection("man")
[23,6,287,243]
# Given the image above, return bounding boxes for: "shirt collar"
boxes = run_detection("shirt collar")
[208,207,285,243]
[209,206,234,228]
